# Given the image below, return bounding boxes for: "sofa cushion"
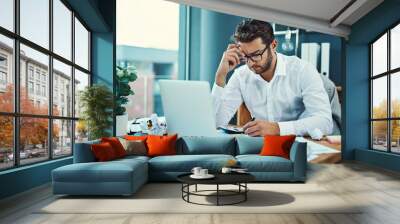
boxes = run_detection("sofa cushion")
[147,134,178,157]
[235,135,264,155]
[177,136,236,155]
[53,158,147,183]
[91,142,118,161]
[260,135,296,159]
[101,137,127,158]
[149,154,235,172]
[119,138,147,156]
[124,135,148,141]
[236,155,293,172]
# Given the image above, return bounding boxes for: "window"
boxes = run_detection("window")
[35,70,41,81]
[117,0,179,118]
[0,71,6,84]
[0,54,7,67]
[28,67,34,80]
[0,34,13,113]
[28,81,34,94]
[0,0,91,170]
[20,0,49,48]
[42,85,46,97]
[0,0,14,31]
[36,84,40,95]
[53,0,72,60]
[74,69,89,119]
[371,22,400,154]
[74,18,89,70]
[53,59,72,117]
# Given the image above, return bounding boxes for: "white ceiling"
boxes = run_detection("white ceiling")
[227,0,353,23]
[166,0,384,38]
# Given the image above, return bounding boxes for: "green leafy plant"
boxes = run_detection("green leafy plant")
[79,84,114,140]
[115,66,137,115]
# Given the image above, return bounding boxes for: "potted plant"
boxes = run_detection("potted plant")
[79,84,114,140]
[115,66,137,136]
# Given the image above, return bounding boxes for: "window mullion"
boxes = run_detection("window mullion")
[48,0,54,160]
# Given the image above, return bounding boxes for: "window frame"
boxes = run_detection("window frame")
[0,0,92,171]
[370,19,400,154]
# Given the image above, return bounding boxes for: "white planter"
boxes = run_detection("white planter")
[116,114,129,136]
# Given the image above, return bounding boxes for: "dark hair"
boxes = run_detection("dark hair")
[234,19,274,45]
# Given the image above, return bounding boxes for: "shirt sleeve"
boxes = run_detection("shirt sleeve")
[211,71,244,128]
[278,63,333,136]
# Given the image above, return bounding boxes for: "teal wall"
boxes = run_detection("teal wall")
[344,0,400,171]
[0,0,116,200]
[298,32,344,85]
[0,158,72,199]
[187,7,243,84]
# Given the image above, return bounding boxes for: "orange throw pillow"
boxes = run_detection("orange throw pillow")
[260,135,296,159]
[146,134,178,157]
[124,135,148,141]
[91,142,117,161]
[101,137,126,158]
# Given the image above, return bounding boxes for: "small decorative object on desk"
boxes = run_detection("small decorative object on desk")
[145,113,167,135]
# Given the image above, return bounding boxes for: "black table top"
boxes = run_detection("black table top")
[177,172,255,185]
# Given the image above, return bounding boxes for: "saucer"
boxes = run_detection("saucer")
[190,174,215,179]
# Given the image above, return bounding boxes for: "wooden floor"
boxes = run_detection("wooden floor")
[1,162,400,224]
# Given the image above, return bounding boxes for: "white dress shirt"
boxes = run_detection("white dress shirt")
[211,53,333,136]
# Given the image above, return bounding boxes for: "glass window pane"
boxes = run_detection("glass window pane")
[20,0,49,49]
[75,120,88,143]
[53,59,72,117]
[53,0,72,60]
[372,76,387,119]
[20,117,49,165]
[391,72,400,118]
[391,24,400,70]
[20,44,49,115]
[372,121,388,151]
[74,69,89,118]
[117,0,179,119]
[372,33,387,76]
[391,120,400,153]
[0,0,14,31]
[0,34,14,112]
[53,119,72,158]
[0,116,14,170]
[74,18,89,70]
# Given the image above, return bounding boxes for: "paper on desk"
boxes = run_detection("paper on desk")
[296,137,340,161]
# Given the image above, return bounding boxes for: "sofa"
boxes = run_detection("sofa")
[52,135,307,196]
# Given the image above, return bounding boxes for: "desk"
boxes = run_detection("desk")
[304,137,341,164]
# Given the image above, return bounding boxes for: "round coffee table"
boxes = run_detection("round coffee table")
[177,173,255,206]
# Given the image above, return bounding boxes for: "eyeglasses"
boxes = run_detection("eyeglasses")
[241,45,269,63]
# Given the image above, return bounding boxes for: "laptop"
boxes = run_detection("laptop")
[159,80,220,136]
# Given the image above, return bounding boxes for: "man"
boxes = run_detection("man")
[212,19,333,137]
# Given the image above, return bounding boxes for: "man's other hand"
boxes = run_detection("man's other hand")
[243,120,280,136]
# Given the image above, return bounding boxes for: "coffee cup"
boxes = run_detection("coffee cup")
[221,167,232,174]
[191,167,202,176]
[199,169,208,176]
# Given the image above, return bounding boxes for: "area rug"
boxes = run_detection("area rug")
[37,183,361,214]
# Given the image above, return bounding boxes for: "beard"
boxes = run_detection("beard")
[251,47,273,75]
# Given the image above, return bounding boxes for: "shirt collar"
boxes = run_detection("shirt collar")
[252,52,286,82]
[274,53,286,77]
